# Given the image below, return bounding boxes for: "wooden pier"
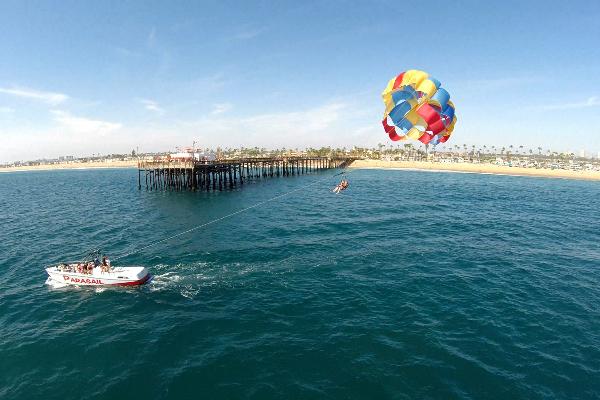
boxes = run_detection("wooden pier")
[137,157,355,191]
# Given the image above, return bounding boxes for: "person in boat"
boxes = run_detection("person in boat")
[94,256,101,268]
[101,256,111,273]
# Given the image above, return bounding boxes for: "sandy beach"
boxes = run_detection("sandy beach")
[350,160,600,181]
[3,159,600,182]
[0,160,138,173]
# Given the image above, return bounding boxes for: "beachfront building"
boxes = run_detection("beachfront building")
[169,147,216,162]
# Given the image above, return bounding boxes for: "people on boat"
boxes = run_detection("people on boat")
[332,179,349,194]
[56,252,112,275]
[101,256,111,273]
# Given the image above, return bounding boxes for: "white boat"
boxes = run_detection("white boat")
[46,264,151,286]
[45,250,151,287]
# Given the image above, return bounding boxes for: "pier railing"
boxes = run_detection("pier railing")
[137,156,355,191]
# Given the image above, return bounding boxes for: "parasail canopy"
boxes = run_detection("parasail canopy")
[381,69,456,145]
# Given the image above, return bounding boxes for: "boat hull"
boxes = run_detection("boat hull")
[46,265,151,286]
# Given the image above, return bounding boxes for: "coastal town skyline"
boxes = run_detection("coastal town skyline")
[3,143,600,168]
[1,1,599,161]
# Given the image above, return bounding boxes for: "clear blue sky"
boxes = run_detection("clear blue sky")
[1,0,599,162]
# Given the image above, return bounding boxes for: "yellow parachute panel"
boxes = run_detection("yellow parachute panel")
[401,70,428,89]
[416,79,438,99]
[382,77,396,96]
[406,127,423,140]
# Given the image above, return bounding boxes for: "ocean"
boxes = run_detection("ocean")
[0,168,599,399]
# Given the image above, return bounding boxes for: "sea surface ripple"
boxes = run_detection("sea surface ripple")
[0,168,599,399]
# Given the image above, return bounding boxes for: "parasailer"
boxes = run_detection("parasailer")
[381,69,456,146]
[332,178,349,194]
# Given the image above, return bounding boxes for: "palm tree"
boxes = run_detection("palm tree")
[404,143,414,160]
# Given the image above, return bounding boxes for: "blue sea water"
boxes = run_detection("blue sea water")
[0,168,599,399]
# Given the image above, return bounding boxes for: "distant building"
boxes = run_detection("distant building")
[579,149,585,158]
[169,150,216,161]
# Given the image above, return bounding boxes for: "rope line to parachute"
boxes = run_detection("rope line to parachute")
[112,169,351,262]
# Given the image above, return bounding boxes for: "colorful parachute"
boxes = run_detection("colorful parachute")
[381,69,456,145]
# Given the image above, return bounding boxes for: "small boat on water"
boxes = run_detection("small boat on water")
[45,250,151,287]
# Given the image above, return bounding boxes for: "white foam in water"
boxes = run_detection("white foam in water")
[147,262,217,298]
[146,261,262,298]
[148,271,185,292]
[181,284,200,299]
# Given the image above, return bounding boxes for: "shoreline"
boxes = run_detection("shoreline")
[3,159,600,182]
[0,161,138,173]
[349,160,600,181]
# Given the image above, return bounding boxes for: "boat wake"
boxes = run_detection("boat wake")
[148,264,210,299]
[147,261,261,299]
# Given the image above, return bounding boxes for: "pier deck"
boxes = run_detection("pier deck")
[137,156,355,191]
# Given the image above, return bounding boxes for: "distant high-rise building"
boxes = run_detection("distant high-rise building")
[579,149,585,158]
